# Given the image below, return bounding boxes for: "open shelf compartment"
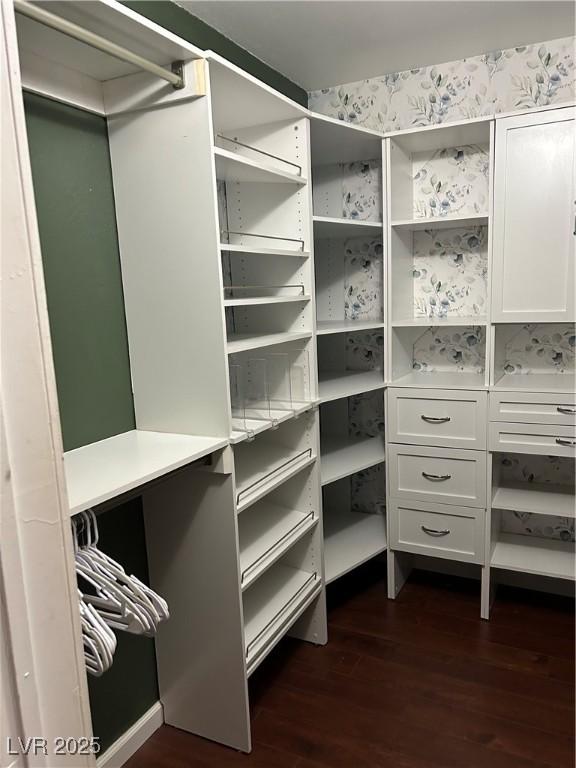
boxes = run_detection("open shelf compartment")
[490,451,575,579]
[387,119,491,226]
[229,340,314,441]
[243,535,323,676]
[238,468,319,590]
[234,413,317,512]
[320,393,385,486]
[492,323,576,393]
[318,329,385,403]
[389,223,488,326]
[322,470,387,584]
[390,324,487,389]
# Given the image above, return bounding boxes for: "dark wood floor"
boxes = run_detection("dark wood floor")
[125,562,575,768]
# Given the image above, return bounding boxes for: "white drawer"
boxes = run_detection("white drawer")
[490,392,576,426]
[489,422,576,457]
[389,499,484,564]
[388,444,487,508]
[388,388,487,450]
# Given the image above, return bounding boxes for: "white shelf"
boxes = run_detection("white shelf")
[321,436,385,486]
[214,147,306,185]
[239,502,318,590]
[491,534,575,580]
[235,441,316,512]
[492,483,575,518]
[230,402,315,445]
[224,294,310,307]
[227,330,312,354]
[220,243,309,259]
[391,371,486,390]
[324,509,387,584]
[64,430,228,515]
[313,216,383,239]
[493,373,576,394]
[243,564,321,675]
[392,316,487,327]
[207,52,306,133]
[317,320,385,335]
[318,370,385,403]
[390,213,488,231]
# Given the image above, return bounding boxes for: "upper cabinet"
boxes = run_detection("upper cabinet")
[492,107,575,323]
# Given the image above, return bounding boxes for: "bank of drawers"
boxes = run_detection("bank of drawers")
[387,388,487,564]
[489,391,576,457]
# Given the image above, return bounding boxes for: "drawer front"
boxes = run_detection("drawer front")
[389,499,484,564]
[388,388,487,449]
[490,392,576,426]
[489,422,576,457]
[388,444,487,508]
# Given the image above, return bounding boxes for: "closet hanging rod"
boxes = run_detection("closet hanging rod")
[14,0,185,89]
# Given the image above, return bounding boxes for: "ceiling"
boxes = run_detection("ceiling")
[178,1,574,91]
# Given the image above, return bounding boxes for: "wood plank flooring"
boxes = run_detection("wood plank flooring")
[125,563,575,768]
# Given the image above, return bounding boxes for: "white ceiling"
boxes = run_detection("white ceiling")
[178,1,574,91]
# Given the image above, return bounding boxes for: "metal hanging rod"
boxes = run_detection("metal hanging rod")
[14,0,185,89]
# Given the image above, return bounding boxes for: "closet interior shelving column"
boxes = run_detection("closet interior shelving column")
[384,118,494,599]
[309,114,388,583]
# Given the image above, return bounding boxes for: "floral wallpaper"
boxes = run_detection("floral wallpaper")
[349,390,385,438]
[313,159,381,221]
[411,226,488,319]
[345,329,385,371]
[309,37,575,131]
[496,454,575,542]
[412,325,486,373]
[412,145,489,219]
[501,512,575,542]
[352,465,386,515]
[344,237,384,321]
[342,160,382,220]
[502,324,575,375]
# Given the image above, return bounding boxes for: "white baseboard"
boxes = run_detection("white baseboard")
[97,702,164,768]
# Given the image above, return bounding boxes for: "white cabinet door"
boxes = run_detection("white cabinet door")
[492,107,575,322]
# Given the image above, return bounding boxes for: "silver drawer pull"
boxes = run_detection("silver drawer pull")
[422,472,451,481]
[555,438,576,447]
[421,526,450,537]
[421,415,451,424]
[557,406,576,415]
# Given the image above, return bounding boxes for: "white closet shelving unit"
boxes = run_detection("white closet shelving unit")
[310,114,388,583]
[205,50,328,747]
[383,108,575,615]
[483,106,576,615]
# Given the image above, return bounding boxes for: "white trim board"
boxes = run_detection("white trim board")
[97,702,164,768]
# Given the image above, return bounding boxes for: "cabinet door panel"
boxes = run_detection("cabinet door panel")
[492,108,575,322]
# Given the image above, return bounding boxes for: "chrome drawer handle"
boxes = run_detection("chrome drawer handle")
[421,526,450,537]
[557,406,576,415]
[555,438,576,447]
[421,415,451,424]
[422,472,451,481]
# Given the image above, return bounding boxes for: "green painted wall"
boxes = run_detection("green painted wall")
[24,94,135,453]
[123,0,307,106]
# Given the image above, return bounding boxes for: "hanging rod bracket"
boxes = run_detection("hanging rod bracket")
[171,61,185,90]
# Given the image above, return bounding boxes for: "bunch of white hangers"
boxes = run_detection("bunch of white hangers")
[72,509,169,677]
